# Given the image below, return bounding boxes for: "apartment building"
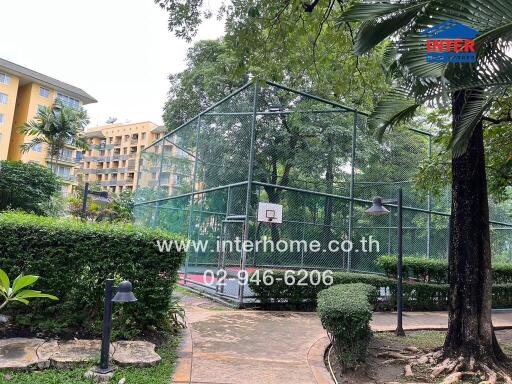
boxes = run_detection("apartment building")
[0,58,97,194]
[80,122,166,194]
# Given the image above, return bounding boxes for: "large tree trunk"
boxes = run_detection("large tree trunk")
[443,89,507,366]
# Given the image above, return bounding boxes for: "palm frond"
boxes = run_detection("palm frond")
[449,86,505,156]
[369,87,421,140]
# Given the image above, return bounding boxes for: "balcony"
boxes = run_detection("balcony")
[47,156,80,165]
[125,178,134,184]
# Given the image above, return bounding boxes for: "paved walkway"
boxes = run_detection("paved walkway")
[172,293,512,384]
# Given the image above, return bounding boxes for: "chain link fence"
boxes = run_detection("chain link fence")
[133,80,512,303]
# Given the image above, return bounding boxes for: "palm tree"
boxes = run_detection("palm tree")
[20,101,89,172]
[339,0,512,379]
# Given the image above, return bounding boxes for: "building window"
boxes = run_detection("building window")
[40,87,50,98]
[0,113,3,124]
[0,93,8,104]
[56,93,80,109]
[0,73,10,85]
[32,143,43,152]
[141,132,146,140]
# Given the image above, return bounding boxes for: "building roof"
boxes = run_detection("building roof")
[85,121,159,134]
[151,125,167,133]
[0,57,97,105]
[84,130,105,139]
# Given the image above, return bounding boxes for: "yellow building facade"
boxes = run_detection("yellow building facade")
[80,122,166,194]
[0,58,96,195]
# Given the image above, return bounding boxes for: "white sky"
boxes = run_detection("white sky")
[0,0,224,128]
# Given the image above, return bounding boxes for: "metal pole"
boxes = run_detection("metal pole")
[152,142,166,228]
[347,113,357,271]
[82,182,89,220]
[184,115,202,282]
[396,187,405,337]
[99,279,114,372]
[427,135,432,258]
[239,81,259,307]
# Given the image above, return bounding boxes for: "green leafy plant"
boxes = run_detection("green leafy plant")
[317,283,376,370]
[0,269,58,311]
[0,211,185,337]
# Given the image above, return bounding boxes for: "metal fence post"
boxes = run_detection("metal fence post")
[347,112,358,271]
[239,82,259,307]
[427,134,432,258]
[184,116,202,282]
[152,141,166,228]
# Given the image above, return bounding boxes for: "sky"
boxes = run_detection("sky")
[0,0,224,128]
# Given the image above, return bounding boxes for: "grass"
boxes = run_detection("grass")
[1,336,179,384]
[374,330,446,350]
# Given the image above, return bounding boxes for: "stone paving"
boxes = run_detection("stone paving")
[172,292,512,384]
[0,338,160,371]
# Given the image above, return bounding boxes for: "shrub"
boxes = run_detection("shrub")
[249,269,512,311]
[0,161,61,215]
[248,270,392,310]
[317,283,375,369]
[377,255,512,284]
[0,212,185,338]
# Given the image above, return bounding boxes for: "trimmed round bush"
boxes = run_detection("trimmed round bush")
[317,283,375,369]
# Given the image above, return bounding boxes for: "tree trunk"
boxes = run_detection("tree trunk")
[443,89,507,364]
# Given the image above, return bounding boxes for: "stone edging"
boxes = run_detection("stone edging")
[171,327,193,383]
[306,336,335,384]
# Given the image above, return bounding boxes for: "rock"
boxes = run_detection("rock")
[404,364,414,377]
[417,355,429,365]
[404,346,420,353]
[84,368,115,383]
[118,378,126,384]
[50,340,112,369]
[112,341,161,367]
[3,374,12,381]
[0,338,47,370]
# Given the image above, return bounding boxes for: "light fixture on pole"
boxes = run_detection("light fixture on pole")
[92,279,137,374]
[366,188,405,337]
[82,182,109,219]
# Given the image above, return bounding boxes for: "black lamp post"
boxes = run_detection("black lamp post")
[366,187,405,337]
[92,279,137,374]
[82,182,109,219]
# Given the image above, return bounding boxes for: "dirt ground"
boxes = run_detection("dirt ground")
[329,330,512,384]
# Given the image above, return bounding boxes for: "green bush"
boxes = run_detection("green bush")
[317,283,375,369]
[248,270,391,310]
[0,212,185,338]
[377,255,512,284]
[249,269,512,311]
[0,161,61,215]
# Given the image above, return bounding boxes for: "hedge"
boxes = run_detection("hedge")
[248,270,512,311]
[317,283,376,369]
[377,255,512,284]
[0,212,185,338]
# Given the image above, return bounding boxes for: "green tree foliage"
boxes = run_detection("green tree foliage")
[338,0,512,373]
[20,101,89,171]
[157,1,389,113]
[0,161,61,215]
[163,40,248,128]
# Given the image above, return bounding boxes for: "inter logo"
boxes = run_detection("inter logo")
[422,20,479,63]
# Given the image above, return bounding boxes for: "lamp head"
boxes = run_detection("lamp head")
[112,280,137,303]
[365,197,390,216]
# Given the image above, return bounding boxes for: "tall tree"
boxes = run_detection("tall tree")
[338,0,512,379]
[20,101,89,171]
